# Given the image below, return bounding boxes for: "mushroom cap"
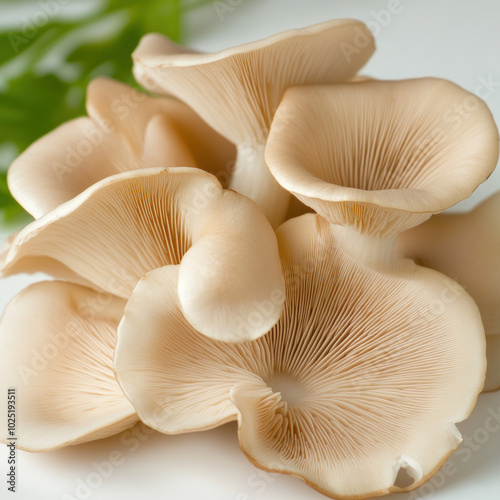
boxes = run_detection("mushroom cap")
[132,19,375,147]
[7,78,235,218]
[0,281,137,452]
[2,167,285,342]
[397,192,500,335]
[115,214,485,499]
[396,192,500,391]
[266,79,499,237]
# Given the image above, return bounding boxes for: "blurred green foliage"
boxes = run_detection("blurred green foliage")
[0,0,211,222]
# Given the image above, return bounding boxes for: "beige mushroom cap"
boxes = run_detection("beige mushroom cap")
[2,167,284,342]
[133,20,375,228]
[396,192,500,391]
[7,78,235,218]
[115,214,485,499]
[266,79,499,238]
[132,19,375,146]
[0,281,137,452]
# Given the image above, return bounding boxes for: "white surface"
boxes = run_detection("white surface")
[1,1,500,499]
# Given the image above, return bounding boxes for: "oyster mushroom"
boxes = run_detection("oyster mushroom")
[266,79,499,245]
[1,168,285,342]
[132,19,375,227]
[7,78,235,218]
[0,281,137,451]
[114,214,485,499]
[396,192,500,391]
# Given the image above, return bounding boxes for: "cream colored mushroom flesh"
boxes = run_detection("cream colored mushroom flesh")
[2,168,285,342]
[133,20,376,227]
[115,214,485,499]
[0,281,137,451]
[8,78,235,218]
[266,79,499,238]
[396,192,500,391]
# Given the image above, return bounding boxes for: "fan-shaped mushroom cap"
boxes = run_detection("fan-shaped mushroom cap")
[115,214,485,499]
[133,20,375,227]
[2,167,284,342]
[133,20,374,146]
[397,192,500,335]
[266,79,499,238]
[396,192,500,391]
[7,78,235,218]
[0,281,136,451]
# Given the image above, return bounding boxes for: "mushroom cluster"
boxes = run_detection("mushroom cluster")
[0,19,499,500]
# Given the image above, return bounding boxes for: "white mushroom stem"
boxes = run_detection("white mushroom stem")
[330,225,397,270]
[229,144,291,228]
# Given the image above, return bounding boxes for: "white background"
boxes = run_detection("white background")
[1,1,500,499]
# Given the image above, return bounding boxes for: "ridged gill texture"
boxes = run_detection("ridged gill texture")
[115,214,485,500]
[0,281,136,451]
[2,168,285,342]
[132,19,375,226]
[397,192,500,391]
[266,79,499,237]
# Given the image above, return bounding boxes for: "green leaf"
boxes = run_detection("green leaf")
[0,0,214,220]
[0,171,32,225]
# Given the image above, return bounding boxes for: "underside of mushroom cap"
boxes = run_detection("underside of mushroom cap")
[132,19,375,146]
[396,192,500,392]
[7,78,234,218]
[2,167,284,342]
[396,192,500,336]
[115,213,485,499]
[0,281,136,452]
[86,78,235,176]
[266,79,499,237]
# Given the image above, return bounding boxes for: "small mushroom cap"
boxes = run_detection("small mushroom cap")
[132,19,375,146]
[2,167,284,342]
[115,213,485,499]
[7,78,235,218]
[0,281,137,452]
[396,192,500,391]
[266,79,499,237]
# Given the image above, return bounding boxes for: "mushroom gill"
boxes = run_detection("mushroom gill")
[396,192,500,391]
[266,79,499,238]
[0,281,137,451]
[7,78,235,218]
[132,20,375,227]
[1,167,285,342]
[115,214,485,499]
